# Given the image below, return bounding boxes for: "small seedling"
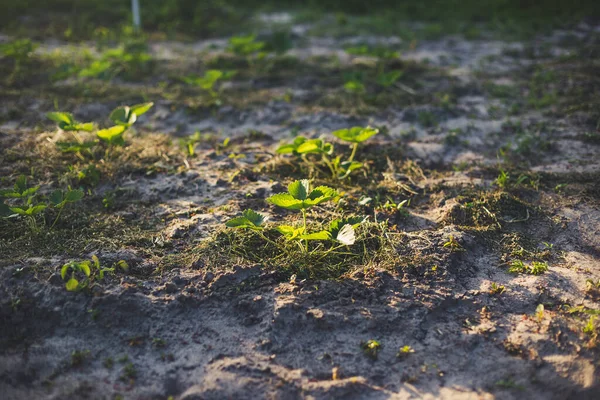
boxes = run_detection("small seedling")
[508,260,548,275]
[332,126,379,162]
[60,255,127,291]
[1,39,38,81]
[583,316,597,337]
[184,69,236,102]
[443,235,462,251]
[396,345,415,358]
[535,304,545,323]
[489,282,506,295]
[98,102,153,146]
[361,339,381,360]
[0,175,46,231]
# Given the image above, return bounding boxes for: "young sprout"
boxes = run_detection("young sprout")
[332,126,379,162]
[361,339,381,360]
[98,102,153,146]
[0,175,45,231]
[183,69,236,101]
[396,345,415,358]
[267,179,337,250]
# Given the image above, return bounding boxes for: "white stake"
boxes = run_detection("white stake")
[131,0,141,30]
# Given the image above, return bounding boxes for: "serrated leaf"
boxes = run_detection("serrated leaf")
[277,225,305,239]
[65,189,84,203]
[242,209,266,226]
[50,190,64,206]
[129,102,154,117]
[65,278,79,291]
[26,204,47,215]
[288,179,309,200]
[267,193,304,210]
[47,112,74,125]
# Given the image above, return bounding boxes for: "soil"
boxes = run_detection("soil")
[0,14,599,400]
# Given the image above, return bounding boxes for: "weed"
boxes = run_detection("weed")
[103,357,114,369]
[152,338,166,348]
[120,362,137,381]
[361,339,381,360]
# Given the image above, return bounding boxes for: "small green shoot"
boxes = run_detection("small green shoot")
[508,260,548,275]
[361,339,381,360]
[489,282,506,295]
[443,235,462,251]
[397,345,415,358]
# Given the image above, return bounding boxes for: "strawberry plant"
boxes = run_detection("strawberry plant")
[183,69,236,103]
[60,255,128,292]
[98,102,153,146]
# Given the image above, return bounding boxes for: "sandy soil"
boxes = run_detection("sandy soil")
[1,15,599,400]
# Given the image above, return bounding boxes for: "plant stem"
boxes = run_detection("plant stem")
[257,231,279,247]
[51,206,64,229]
[301,209,308,252]
[348,143,359,162]
[321,154,337,178]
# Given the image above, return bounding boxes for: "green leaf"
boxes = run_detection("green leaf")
[225,209,267,230]
[26,204,47,215]
[332,126,379,143]
[80,261,91,277]
[277,225,305,240]
[288,179,309,200]
[267,193,304,210]
[242,209,265,226]
[65,278,79,291]
[129,102,154,117]
[15,175,27,194]
[50,190,64,206]
[47,112,74,125]
[65,189,84,203]
[9,207,28,216]
[109,106,134,126]
[72,122,95,132]
[60,263,70,280]
[298,230,331,241]
[97,125,127,145]
[296,139,323,154]
[276,143,298,154]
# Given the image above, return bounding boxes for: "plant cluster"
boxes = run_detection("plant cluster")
[226,179,365,252]
[276,126,379,180]
[0,175,83,231]
[60,255,128,291]
[48,102,153,150]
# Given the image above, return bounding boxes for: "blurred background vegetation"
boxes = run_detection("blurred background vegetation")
[3,0,600,40]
